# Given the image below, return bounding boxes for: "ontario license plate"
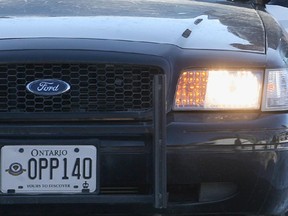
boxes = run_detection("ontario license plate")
[1,145,97,194]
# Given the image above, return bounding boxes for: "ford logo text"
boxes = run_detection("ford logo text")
[26,79,71,96]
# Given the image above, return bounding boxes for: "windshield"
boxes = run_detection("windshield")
[0,0,251,17]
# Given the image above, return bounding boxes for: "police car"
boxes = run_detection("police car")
[0,0,288,215]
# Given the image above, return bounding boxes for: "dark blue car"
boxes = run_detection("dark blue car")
[0,0,288,215]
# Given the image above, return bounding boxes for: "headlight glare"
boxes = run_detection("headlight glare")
[174,69,263,110]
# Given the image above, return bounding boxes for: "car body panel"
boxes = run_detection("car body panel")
[0,1,265,53]
[0,0,288,216]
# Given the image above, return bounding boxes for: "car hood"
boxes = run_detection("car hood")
[0,0,265,53]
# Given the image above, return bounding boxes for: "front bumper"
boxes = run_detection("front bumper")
[1,112,288,215]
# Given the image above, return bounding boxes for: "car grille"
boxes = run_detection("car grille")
[0,64,162,113]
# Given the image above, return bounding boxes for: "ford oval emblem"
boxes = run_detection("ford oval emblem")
[26,79,70,96]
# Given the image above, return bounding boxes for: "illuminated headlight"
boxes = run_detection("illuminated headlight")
[262,69,288,111]
[174,69,263,110]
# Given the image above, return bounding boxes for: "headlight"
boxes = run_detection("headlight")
[174,69,263,110]
[262,68,288,111]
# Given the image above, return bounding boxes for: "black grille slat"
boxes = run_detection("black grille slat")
[0,64,161,113]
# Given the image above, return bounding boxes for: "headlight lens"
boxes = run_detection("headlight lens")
[262,69,288,111]
[174,69,263,110]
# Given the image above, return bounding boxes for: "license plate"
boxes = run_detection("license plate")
[1,145,97,194]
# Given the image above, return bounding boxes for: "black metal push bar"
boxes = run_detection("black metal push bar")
[153,74,167,209]
[0,74,168,209]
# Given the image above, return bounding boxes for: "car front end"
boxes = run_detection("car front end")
[0,0,288,215]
